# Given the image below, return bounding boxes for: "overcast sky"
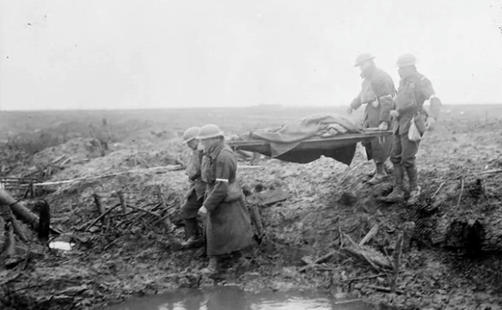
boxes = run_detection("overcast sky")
[1,0,502,110]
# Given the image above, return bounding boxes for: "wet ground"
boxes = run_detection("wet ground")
[1,105,502,310]
[107,286,374,310]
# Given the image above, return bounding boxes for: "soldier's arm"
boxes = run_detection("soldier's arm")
[203,153,234,212]
[350,91,363,110]
[420,77,441,120]
[372,75,395,124]
[189,172,201,182]
[188,151,204,181]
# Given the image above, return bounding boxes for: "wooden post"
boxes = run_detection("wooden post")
[7,222,15,257]
[30,181,35,198]
[93,194,106,226]
[155,185,173,230]
[249,204,264,237]
[38,200,50,242]
[0,217,5,254]
[391,232,404,293]
[117,191,127,214]
[402,222,415,253]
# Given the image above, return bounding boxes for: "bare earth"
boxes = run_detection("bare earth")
[1,104,502,310]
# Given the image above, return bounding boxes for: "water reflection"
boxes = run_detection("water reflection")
[48,241,74,251]
[108,286,373,310]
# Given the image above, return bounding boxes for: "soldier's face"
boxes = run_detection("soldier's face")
[187,139,199,150]
[398,66,413,78]
[358,61,372,74]
[201,137,219,150]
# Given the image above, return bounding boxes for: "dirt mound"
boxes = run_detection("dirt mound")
[2,108,502,310]
[32,138,104,168]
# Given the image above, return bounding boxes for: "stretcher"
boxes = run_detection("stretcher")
[228,129,393,155]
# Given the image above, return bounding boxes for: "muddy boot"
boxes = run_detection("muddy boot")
[406,165,421,206]
[379,164,404,203]
[181,218,203,249]
[200,257,219,274]
[367,163,386,185]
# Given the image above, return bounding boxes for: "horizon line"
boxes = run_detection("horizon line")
[1,102,502,112]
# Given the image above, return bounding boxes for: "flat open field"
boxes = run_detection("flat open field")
[1,104,502,310]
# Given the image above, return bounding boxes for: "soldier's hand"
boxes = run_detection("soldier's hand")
[390,110,400,118]
[426,117,436,131]
[198,206,208,216]
[378,122,388,131]
[347,106,354,115]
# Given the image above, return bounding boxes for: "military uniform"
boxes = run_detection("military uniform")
[391,73,440,165]
[180,148,205,219]
[350,67,395,178]
[201,142,254,257]
[388,71,441,203]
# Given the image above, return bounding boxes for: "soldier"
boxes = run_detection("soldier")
[180,127,205,248]
[197,124,254,274]
[380,54,441,205]
[348,53,395,185]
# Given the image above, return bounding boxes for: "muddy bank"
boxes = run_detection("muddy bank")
[1,114,502,310]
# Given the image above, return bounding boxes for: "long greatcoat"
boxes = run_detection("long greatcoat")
[201,142,254,256]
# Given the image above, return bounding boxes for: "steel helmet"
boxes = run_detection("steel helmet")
[182,126,200,143]
[396,54,417,67]
[354,53,375,67]
[197,124,224,140]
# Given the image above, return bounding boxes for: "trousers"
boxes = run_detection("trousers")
[390,133,420,168]
[180,191,203,219]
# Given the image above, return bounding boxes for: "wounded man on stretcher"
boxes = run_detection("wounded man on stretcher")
[226,113,392,166]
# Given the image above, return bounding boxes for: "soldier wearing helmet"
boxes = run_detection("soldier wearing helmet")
[197,124,254,274]
[380,53,441,205]
[180,126,206,248]
[348,53,396,185]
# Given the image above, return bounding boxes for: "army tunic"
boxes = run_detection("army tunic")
[390,72,441,168]
[180,148,206,219]
[201,142,254,256]
[350,67,395,163]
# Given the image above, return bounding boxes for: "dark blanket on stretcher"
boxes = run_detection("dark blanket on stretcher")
[238,113,363,165]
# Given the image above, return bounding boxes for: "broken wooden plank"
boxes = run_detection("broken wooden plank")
[155,185,174,230]
[0,189,37,228]
[117,191,127,214]
[359,224,379,246]
[368,285,404,295]
[299,250,342,272]
[342,233,392,270]
[79,204,121,231]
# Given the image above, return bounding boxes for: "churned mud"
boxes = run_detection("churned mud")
[1,105,502,310]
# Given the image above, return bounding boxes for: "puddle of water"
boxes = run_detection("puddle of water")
[48,241,74,251]
[108,286,374,310]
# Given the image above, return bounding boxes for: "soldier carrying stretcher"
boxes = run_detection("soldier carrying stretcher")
[379,53,441,205]
[348,53,395,185]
